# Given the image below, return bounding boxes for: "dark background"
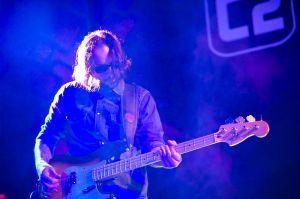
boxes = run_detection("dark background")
[0,0,299,198]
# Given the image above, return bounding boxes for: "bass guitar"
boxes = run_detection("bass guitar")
[33,116,269,199]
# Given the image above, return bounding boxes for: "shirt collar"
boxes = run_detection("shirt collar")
[113,79,125,96]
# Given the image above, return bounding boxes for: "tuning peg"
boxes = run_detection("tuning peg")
[246,115,256,122]
[235,116,245,123]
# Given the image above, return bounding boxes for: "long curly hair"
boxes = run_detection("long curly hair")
[72,29,131,88]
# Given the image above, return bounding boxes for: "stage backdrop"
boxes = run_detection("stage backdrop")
[0,0,299,198]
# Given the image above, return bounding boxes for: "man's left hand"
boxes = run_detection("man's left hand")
[156,140,182,168]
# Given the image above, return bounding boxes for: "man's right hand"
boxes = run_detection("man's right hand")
[40,166,61,192]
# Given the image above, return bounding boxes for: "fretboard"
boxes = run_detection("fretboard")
[92,133,216,181]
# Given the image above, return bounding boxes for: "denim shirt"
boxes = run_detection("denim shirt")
[35,81,165,198]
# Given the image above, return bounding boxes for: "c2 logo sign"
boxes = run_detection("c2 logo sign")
[205,0,296,57]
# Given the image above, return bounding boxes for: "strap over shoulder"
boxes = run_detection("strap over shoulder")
[121,83,139,147]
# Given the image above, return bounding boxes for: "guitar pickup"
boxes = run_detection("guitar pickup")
[82,185,96,194]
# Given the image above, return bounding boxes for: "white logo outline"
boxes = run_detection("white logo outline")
[204,0,296,57]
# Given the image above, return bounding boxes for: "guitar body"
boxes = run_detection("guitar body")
[36,140,132,199]
[37,159,112,199]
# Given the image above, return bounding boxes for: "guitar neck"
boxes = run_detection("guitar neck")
[175,133,217,155]
[92,133,218,182]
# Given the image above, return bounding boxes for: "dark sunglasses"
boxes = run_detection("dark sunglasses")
[94,64,112,73]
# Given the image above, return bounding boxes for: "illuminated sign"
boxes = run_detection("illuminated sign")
[205,0,296,57]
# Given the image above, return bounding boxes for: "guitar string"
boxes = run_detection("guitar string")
[57,135,216,182]
[56,135,216,181]
[91,134,216,180]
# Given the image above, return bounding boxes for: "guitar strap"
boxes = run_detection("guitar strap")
[121,84,138,148]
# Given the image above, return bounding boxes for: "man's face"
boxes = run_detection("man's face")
[90,43,119,88]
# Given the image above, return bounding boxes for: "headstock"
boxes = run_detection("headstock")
[214,115,270,146]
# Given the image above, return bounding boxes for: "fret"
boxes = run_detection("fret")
[92,169,96,181]
[114,163,117,175]
[102,167,104,180]
[134,157,138,168]
[148,152,152,162]
[107,165,110,176]
[94,169,97,181]
[152,153,155,162]
[120,159,124,172]
[141,154,144,165]
[100,167,103,179]
[153,152,159,161]
[114,163,117,174]
[185,141,193,153]
[95,134,218,181]
[144,153,148,164]
[193,139,195,148]
[133,157,138,168]
[131,157,134,169]
[124,159,127,172]
[150,152,155,163]
[143,153,147,164]
[125,159,130,171]
[111,164,115,175]
[92,169,94,181]
[104,167,107,177]
[146,152,152,164]
[117,161,120,173]
[145,153,148,164]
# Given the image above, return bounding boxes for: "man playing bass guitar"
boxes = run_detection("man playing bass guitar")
[34,29,182,199]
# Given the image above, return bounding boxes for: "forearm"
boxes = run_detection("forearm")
[34,139,53,177]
